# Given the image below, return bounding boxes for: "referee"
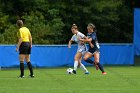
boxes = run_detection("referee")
[16,20,34,78]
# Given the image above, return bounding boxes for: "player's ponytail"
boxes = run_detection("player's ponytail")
[71,24,78,30]
[72,24,76,26]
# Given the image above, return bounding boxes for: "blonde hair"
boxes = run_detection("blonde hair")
[87,23,96,31]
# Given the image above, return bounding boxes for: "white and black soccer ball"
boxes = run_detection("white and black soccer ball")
[66,68,73,74]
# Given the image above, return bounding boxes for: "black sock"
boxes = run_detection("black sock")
[85,59,94,64]
[27,62,33,75]
[97,63,105,73]
[20,62,24,76]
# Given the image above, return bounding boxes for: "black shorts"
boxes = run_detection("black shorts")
[88,47,100,54]
[19,42,31,54]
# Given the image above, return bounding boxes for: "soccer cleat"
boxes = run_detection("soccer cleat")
[29,75,35,78]
[102,72,107,75]
[93,62,99,70]
[18,75,25,78]
[73,70,76,74]
[85,72,90,74]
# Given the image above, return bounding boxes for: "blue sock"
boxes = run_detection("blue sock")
[97,63,105,73]
[85,59,93,64]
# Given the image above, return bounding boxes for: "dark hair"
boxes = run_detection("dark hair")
[87,23,96,31]
[16,20,23,27]
[71,24,78,30]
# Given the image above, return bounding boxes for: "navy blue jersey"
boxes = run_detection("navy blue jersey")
[87,32,100,49]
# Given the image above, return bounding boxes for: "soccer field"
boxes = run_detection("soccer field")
[0,66,140,93]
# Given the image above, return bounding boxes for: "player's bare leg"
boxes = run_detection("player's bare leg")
[79,57,89,74]
[94,52,106,74]
[73,52,82,74]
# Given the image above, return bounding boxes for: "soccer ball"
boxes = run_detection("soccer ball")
[66,68,73,74]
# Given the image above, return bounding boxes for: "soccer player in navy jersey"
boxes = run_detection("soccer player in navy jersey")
[79,23,107,75]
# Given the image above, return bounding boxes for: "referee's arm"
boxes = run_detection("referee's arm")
[29,34,32,48]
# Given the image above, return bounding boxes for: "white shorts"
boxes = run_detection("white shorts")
[77,44,87,55]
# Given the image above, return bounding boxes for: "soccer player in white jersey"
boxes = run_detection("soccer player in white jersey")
[68,24,89,74]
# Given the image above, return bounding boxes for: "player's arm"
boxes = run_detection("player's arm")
[84,36,94,48]
[79,36,92,42]
[88,41,94,48]
[68,40,73,48]
[79,33,91,43]
[79,36,94,48]
[68,35,75,48]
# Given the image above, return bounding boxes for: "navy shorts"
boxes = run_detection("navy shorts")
[19,42,31,54]
[88,47,100,54]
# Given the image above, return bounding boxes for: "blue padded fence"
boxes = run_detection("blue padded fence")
[1,8,140,67]
[134,8,140,56]
[0,44,134,67]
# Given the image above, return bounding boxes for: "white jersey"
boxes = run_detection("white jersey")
[71,31,87,54]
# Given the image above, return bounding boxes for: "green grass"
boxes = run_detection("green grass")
[0,66,140,93]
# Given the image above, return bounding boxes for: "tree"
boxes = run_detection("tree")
[0,0,133,44]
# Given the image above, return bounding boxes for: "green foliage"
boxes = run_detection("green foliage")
[0,15,9,33]
[22,10,65,44]
[0,0,133,44]
[3,25,17,44]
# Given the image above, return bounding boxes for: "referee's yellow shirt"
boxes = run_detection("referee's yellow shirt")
[17,27,31,42]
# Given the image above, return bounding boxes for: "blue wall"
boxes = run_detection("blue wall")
[2,8,140,67]
[0,44,134,67]
[134,8,140,56]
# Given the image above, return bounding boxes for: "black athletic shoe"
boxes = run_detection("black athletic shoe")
[29,75,35,78]
[73,70,76,74]
[18,75,25,78]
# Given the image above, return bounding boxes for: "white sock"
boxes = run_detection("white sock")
[80,63,88,73]
[74,61,78,71]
